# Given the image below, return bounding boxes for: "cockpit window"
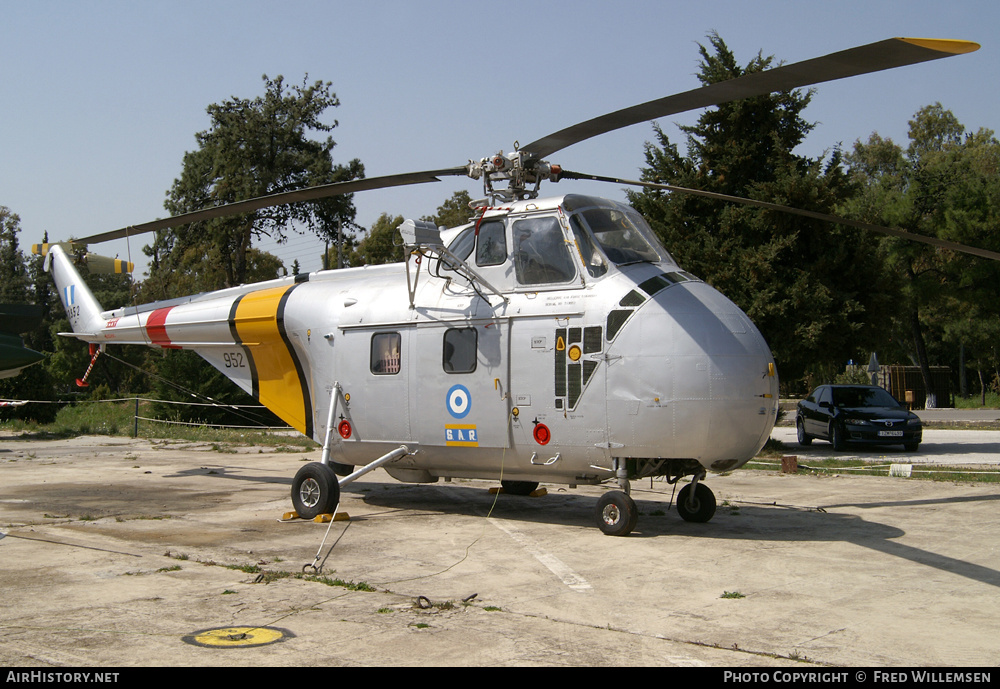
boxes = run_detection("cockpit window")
[443,226,475,270]
[569,215,608,278]
[475,220,507,267]
[512,217,577,285]
[578,208,663,265]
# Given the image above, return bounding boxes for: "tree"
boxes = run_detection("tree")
[844,105,1000,406]
[627,34,892,389]
[0,210,58,421]
[148,75,364,294]
[0,207,30,303]
[24,231,54,354]
[346,191,477,268]
[350,213,405,266]
[421,190,474,228]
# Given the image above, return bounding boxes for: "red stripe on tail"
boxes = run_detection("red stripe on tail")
[146,307,181,349]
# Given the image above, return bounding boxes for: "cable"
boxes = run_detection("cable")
[374,406,517,588]
[101,351,280,428]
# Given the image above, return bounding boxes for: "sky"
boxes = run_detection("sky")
[2,0,997,277]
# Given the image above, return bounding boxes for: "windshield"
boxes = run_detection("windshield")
[571,207,665,266]
[832,387,901,408]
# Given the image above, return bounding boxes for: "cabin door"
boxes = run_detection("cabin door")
[333,327,413,444]
[409,321,511,451]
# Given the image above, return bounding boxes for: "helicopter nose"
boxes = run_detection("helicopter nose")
[605,280,778,469]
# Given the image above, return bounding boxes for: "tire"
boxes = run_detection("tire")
[595,491,638,536]
[831,423,847,452]
[796,418,812,446]
[291,462,341,519]
[331,462,354,477]
[676,483,716,523]
[501,480,539,496]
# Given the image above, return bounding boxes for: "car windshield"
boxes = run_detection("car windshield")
[832,387,901,408]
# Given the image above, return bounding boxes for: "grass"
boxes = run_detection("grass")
[954,392,1000,409]
[746,450,1000,484]
[1,398,318,451]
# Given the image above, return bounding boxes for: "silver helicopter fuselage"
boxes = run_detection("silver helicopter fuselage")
[49,193,778,487]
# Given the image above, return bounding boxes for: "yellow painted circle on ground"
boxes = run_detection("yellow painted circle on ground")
[183,626,292,648]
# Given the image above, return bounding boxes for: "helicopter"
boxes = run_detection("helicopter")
[34,37,993,537]
[0,305,45,379]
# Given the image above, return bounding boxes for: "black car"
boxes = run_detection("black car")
[796,384,922,452]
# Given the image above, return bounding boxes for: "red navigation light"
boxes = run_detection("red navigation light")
[338,419,352,439]
[533,423,551,445]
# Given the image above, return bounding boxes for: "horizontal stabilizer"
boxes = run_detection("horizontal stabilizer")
[33,242,133,274]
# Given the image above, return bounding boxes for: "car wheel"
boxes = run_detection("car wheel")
[796,418,812,446]
[831,423,847,452]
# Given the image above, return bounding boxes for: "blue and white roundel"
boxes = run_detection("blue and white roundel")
[446,384,471,419]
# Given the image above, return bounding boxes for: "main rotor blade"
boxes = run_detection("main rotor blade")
[523,38,979,160]
[561,170,1000,263]
[78,167,468,245]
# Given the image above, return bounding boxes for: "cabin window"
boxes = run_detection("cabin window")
[512,217,577,285]
[475,220,507,267]
[442,327,477,374]
[370,332,401,375]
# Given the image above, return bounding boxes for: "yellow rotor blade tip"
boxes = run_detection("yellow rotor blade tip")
[898,38,980,55]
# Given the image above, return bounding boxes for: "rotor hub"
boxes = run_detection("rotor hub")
[467,148,563,205]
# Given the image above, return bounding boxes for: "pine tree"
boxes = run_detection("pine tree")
[628,34,892,388]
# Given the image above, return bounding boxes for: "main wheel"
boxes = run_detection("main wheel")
[796,418,812,446]
[595,491,638,536]
[676,483,716,523]
[501,480,539,496]
[291,462,341,519]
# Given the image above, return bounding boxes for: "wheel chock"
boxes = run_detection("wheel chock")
[313,512,350,523]
[280,511,350,522]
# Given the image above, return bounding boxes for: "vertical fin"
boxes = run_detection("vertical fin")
[45,245,106,337]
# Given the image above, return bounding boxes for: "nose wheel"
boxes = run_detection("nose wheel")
[676,482,716,523]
